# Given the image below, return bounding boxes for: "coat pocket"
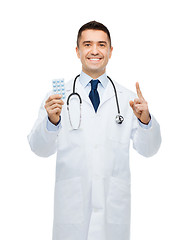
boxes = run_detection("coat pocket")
[54,177,84,225]
[106,177,130,225]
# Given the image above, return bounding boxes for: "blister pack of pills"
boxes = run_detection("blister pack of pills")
[52,79,66,99]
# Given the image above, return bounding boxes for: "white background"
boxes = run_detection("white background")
[0,0,184,239]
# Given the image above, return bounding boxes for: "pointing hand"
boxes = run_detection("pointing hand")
[129,82,151,124]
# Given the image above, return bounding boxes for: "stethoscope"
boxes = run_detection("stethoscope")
[67,74,124,130]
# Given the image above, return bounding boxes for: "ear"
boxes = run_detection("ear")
[109,46,113,59]
[76,46,80,59]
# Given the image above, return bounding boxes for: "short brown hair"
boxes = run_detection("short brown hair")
[77,21,111,47]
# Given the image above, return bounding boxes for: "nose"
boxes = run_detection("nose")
[91,44,99,55]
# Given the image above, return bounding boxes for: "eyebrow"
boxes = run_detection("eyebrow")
[82,41,107,45]
[98,41,107,44]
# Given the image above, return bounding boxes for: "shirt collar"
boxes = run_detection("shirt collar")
[79,71,108,89]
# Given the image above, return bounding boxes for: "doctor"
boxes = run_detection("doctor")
[28,21,161,240]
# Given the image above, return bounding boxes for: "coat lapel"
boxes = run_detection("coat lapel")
[65,78,121,111]
[99,81,115,108]
[65,78,92,107]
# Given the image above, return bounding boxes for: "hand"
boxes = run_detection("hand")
[44,94,64,125]
[129,82,151,124]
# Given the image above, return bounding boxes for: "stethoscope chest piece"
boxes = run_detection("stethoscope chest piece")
[116,114,124,124]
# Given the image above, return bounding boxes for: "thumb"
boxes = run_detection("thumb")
[129,100,134,109]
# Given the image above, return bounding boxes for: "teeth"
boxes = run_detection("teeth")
[89,58,100,60]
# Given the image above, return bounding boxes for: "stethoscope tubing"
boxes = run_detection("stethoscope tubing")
[107,76,120,115]
[66,74,124,128]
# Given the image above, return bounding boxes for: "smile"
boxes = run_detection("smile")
[87,58,102,62]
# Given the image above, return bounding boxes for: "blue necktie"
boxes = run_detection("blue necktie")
[89,79,100,112]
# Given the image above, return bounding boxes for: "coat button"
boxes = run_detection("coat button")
[93,208,99,212]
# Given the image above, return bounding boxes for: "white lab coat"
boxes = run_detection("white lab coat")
[28,78,161,240]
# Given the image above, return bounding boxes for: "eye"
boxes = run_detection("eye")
[85,43,91,47]
[99,43,106,47]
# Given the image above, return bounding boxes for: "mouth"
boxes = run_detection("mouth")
[87,57,102,63]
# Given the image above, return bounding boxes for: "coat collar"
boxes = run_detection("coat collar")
[65,74,123,110]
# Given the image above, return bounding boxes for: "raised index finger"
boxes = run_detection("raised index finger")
[136,82,145,101]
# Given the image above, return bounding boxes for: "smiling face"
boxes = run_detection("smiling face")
[76,29,113,79]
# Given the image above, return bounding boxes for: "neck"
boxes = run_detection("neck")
[82,69,105,79]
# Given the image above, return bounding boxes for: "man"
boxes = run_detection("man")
[28,21,161,240]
